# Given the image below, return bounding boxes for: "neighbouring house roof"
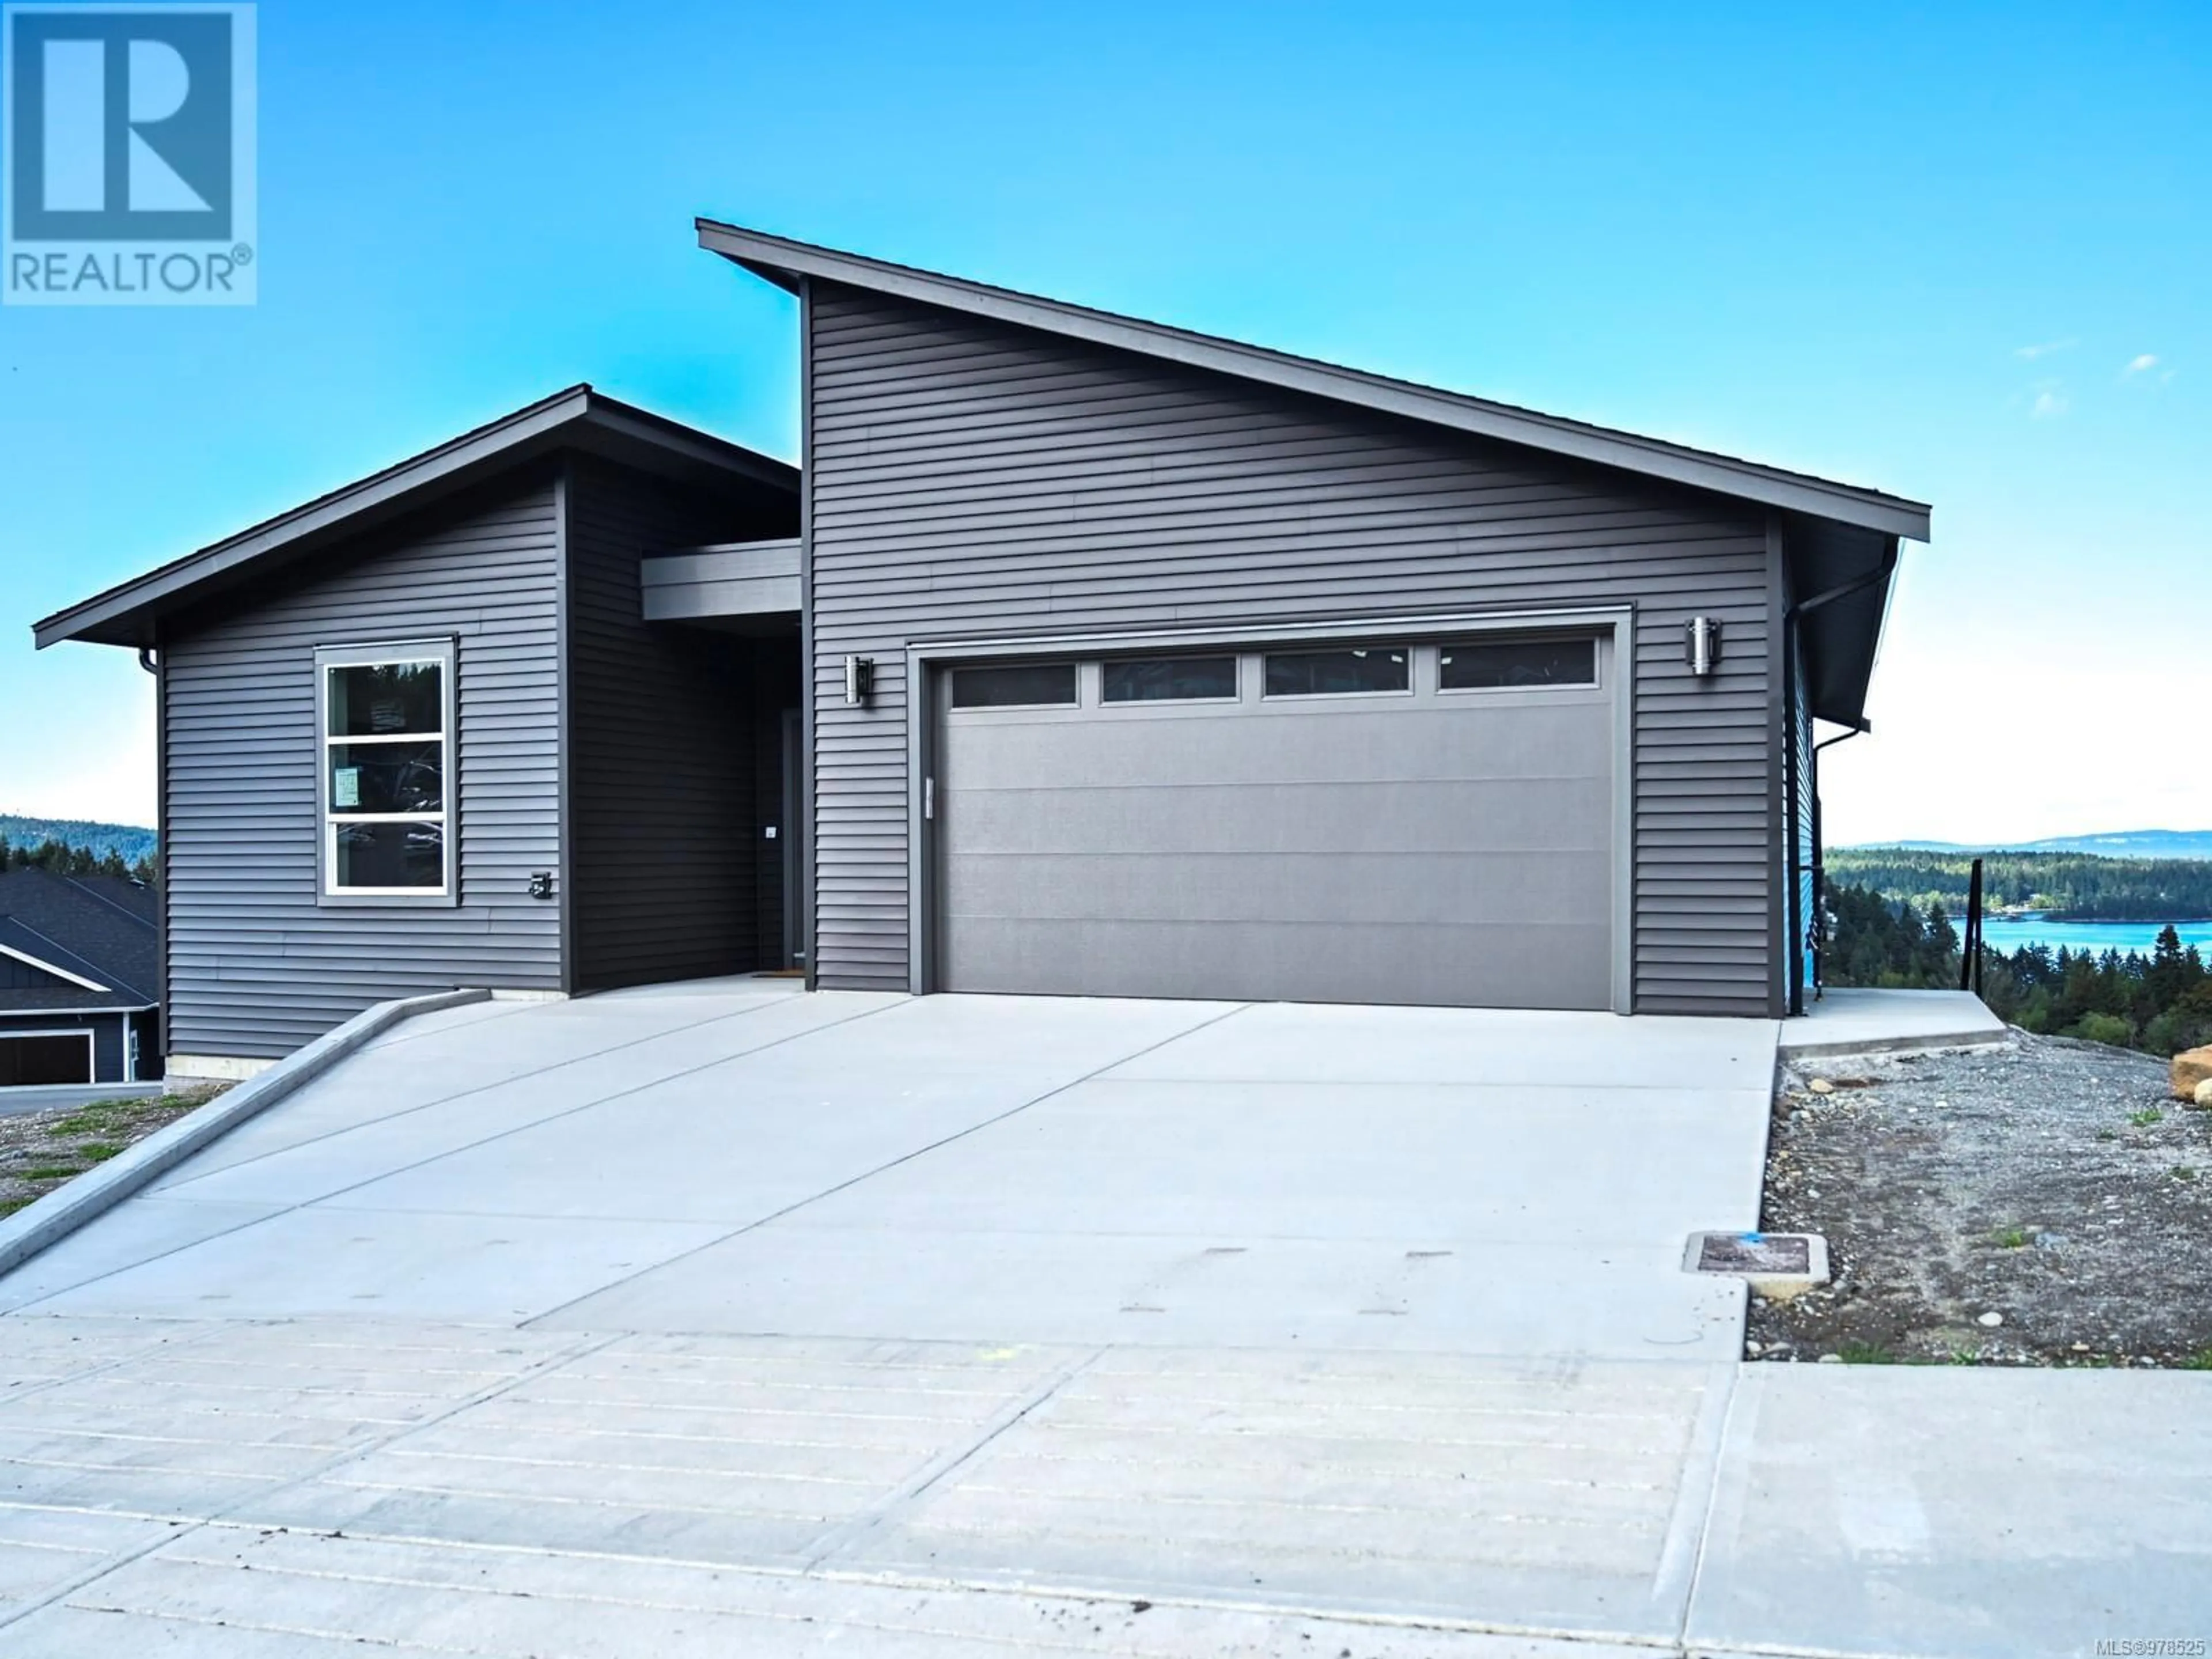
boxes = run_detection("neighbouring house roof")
[698,219,1926,730]
[34,386,800,650]
[0,869,159,1014]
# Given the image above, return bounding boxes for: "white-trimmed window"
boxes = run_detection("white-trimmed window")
[316,641,455,901]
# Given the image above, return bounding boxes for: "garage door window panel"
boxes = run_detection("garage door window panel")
[1263,647,1410,698]
[950,662,1079,710]
[1102,655,1238,704]
[1440,636,1599,692]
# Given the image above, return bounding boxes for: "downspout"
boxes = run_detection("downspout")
[1808,719,1872,999]
[138,644,164,1079]
[797,274,817,989]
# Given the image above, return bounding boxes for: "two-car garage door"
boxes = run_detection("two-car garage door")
[931,628,1620,1010]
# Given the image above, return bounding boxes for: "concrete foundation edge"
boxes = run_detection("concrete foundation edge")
[0,987,493,1279]
[165,1054,279,1083]
[1778,1029,2010,1060]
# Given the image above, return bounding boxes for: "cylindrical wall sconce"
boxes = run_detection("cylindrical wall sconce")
[1684,617,1722,677]
[843,654,874,707]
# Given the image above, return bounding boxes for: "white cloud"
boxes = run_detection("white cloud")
[2014,338,2076,360]
[2031,384,2068,418]
[2123,353,2161,376]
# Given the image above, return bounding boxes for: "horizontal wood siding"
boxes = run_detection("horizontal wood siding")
[806,282,1778,1013]
[160,476,565,1058]
[564,460,787,990]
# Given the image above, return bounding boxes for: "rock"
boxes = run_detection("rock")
[1978,1310,2004,1328]
[1817,1353,1842,1363]
[1808,1078,1835,1096]
[2173,1046,2212,1103]
[2194,1077,2212,1110]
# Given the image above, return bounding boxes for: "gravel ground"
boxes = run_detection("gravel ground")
[1748,1031,2212,1368]
[0,1088,224,1218]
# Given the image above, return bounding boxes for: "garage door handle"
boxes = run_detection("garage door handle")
[924,777,935,820]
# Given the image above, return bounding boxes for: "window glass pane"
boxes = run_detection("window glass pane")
[1102,656,1237,703]
[328,661,443,736]
[333,821,445,890]
[329,741,444,814]
[1439,637,1597,690]
[950,662,1078,709]
[1263,647,1408,696]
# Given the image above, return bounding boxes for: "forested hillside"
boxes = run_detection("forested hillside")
[1824,887,2212,1057]
[0,815,156,866]
[1830,847,2212,921]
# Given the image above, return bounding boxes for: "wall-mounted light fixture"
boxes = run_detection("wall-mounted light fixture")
[843,654,874,707]
[1684,616,1722,677]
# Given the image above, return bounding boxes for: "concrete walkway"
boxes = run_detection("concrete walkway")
[0,981,2204,1656]
[1781,988,2008,1058]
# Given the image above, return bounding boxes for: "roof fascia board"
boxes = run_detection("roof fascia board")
[34,389,596,648]
[35,390,797,650]
[581,401,798,490]
[0,1003,156,1017]
[0,940,109,993]
[698,221,1931,543]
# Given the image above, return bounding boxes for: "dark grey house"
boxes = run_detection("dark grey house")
[0,869,160,1088]
[35,224,1929,1074]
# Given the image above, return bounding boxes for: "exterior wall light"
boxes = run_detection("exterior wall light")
[1684,616,1722,677]
[843,654,874,707]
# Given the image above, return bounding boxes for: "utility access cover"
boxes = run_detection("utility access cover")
[1690,1232,1812,1275]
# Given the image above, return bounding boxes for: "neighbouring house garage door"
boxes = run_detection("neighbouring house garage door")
[0,1032,94,1087]
[932,630,1620,1010]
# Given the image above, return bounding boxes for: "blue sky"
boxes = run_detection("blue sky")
[2,1,2205,844]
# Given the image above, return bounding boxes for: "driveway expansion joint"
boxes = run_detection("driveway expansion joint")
[518,998,1259,1331]
[797,1342,1110,1572]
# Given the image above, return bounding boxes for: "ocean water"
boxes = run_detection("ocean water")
[1975,916,2212,957]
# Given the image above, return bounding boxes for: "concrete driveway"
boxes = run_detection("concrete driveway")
[2,980,2206,1657]
[0,980,1774,1354]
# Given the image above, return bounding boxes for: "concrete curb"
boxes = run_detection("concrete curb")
[0,987,491,1279]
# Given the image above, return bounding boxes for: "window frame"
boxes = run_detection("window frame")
[1435,632,1603,696]
[315,638,459,906]
[1259,644,1413,702]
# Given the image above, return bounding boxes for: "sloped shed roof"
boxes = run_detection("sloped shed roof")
[700,219,1927,728]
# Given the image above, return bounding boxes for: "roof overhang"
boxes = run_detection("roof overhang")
[1786,517,1899,730]
[35,386,799,650]
[697,219,1933,543]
